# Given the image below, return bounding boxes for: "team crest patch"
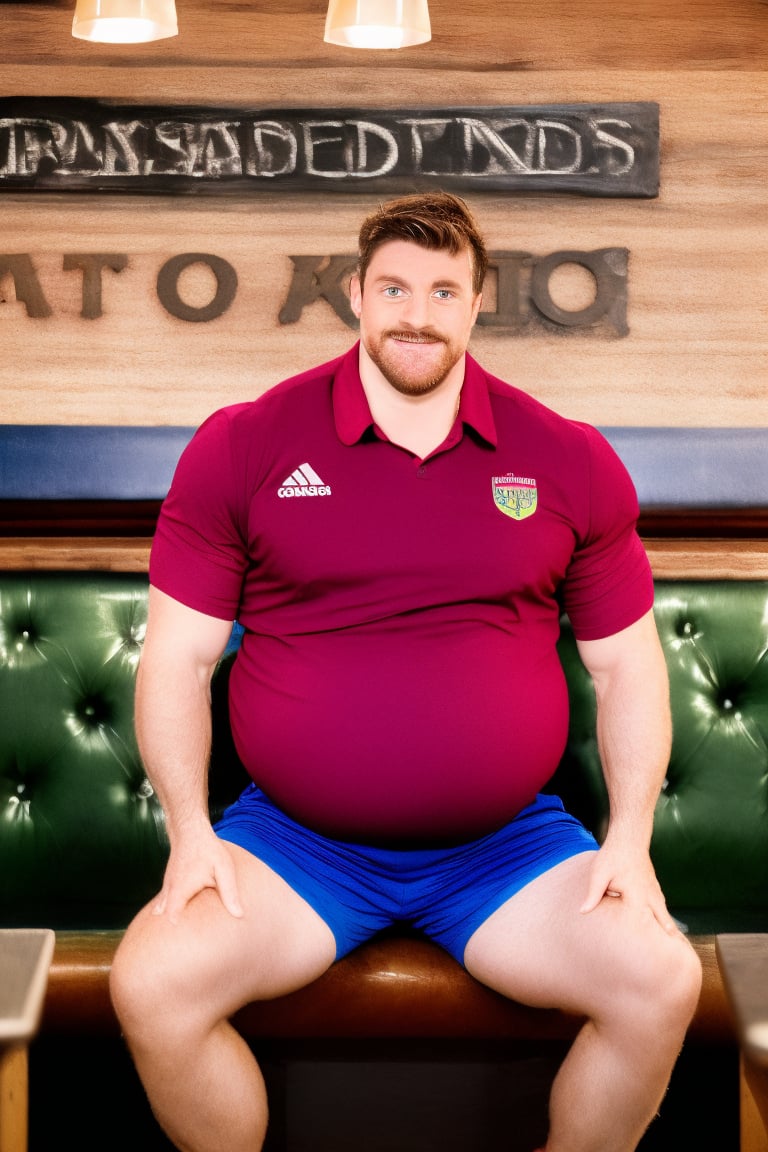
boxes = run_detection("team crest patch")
[492,474,538,520]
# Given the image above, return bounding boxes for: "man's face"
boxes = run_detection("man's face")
[349,240,482,398]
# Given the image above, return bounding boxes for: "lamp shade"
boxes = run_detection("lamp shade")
[324,0,431,49]
[72,0,178,42]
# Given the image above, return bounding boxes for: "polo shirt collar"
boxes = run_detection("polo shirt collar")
[333,342,498,448]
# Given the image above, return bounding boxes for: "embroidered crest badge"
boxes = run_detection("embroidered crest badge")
[492,474,538,521]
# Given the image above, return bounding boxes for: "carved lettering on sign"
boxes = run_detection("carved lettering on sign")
[279,256,359,327]
[0,254,53,317]
[156,254,238,323]
[526,249,629,336]
[281,250,629,336]
[0,100,659,198]
[63,253,128,318]
[0,249,628,335]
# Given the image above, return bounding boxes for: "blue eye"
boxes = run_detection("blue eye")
[434,289,453,300]
[384,286,402,297]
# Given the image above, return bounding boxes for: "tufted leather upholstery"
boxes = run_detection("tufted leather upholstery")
[553,581,768,933]
[0,573,162,928]
[2,571,768,936]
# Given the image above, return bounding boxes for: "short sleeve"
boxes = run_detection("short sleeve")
[149,409,248,620]
[562,426,654,641]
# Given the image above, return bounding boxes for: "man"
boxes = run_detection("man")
[110,191,702,1152]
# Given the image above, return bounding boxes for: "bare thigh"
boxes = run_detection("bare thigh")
[111,842,337,1031]
[463,853,697,1019]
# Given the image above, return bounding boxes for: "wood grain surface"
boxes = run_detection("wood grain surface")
[0,0,766,431]
[4,535,767,579]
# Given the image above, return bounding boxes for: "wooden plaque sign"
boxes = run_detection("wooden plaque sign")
[0,99,659,197]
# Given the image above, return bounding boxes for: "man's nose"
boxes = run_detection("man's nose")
[399,293,432,327]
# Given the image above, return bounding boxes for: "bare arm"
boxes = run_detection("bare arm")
[136,584,242,922]
[575,607,677,933]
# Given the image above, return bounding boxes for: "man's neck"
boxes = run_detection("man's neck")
[359,349,465,460]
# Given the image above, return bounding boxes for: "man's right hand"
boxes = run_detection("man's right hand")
[152,825,245,924]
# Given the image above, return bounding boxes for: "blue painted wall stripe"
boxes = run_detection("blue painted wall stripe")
[0,425,766,508]
[0,425,191,501]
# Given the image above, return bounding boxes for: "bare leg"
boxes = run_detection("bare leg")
[463,853,702,1152]
[110,843,337,1152]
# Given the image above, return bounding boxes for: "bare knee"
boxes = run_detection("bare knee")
[661,933,702,1027]
[110,914,199,1043]
[110,924,163,1036]
[617,929,702,1040]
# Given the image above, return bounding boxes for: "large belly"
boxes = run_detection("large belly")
[229,626,570,844]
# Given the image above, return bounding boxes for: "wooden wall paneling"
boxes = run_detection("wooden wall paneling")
[0,0,766,441]
[3,535,767,579]
[0,536,152,571]
[2,2,768,91]
[1,142,767,429]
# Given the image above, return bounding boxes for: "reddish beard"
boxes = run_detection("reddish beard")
[365,328,462,397]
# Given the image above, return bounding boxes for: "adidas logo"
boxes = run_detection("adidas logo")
[277,463,332,498]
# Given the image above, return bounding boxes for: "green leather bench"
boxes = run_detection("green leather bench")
[2,539,768,1149]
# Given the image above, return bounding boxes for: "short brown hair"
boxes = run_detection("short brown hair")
[357,191,488,295]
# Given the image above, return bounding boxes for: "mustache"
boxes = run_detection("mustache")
[385,327,446,343]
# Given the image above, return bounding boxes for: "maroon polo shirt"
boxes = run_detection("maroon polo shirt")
[150,343,652,844]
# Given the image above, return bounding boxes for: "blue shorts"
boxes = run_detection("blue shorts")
[214,785,597,964]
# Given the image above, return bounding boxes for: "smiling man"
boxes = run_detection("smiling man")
[110,191,702,1152]
[349,226,482,459]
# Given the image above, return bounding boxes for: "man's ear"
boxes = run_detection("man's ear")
[471,292,483,325]
[349,273,363,320]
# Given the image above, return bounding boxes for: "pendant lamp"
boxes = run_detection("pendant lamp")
[72,0,178,43]
[324,0,431,49]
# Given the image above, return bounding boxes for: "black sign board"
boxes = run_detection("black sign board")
[0,98,659,197]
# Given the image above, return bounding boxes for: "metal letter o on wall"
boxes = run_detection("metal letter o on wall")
[530,248,628,333]
[156,253,238,322]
